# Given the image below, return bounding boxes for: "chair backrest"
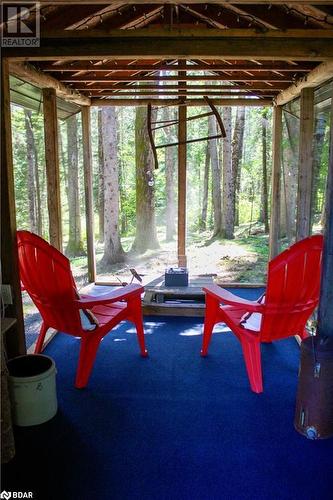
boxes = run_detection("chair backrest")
[260,235,323,342]
[17,230,82,335]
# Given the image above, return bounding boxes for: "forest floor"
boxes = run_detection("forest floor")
[93,222,269,285]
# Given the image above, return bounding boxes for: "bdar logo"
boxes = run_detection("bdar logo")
[1,492,12,500]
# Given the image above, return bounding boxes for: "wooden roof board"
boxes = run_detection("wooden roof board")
[9,76,80,120]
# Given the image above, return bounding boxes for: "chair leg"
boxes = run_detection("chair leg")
[34,322,48,353]
[130,297,148,357]
[201,296,219,356]
[240,338,263,394]
[75,335,102,389]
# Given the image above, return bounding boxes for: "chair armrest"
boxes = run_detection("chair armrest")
[203,285,264,312]
[75,284,144,308]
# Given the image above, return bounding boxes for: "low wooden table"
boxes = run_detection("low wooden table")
[142,275,216,317]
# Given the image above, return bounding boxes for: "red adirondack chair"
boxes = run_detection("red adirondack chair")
[201,235,323,393]
[17,230,148,388]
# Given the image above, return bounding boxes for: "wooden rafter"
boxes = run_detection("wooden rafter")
[39,62,316,73]
[91,98,273,107]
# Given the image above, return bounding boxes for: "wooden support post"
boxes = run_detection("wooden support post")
[178,61,187,268]
[43,88,62,251]
[81,106,96,283]
[318,94,333,338]
[1,58,26,356]
[269,105,282,260]
[296,88,314,241]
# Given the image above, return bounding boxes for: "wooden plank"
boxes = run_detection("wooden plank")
[41,62,315,73]
[36,29,333,40]
[86,91,277,98]
[9,62,90,106]
[43,88,63,251]
[178,61,187,268]
[296,88,314,241]
[1,58,26,357]
[276,61,333,106]
[30,1,333,5]
[142,303,205,318]
[60,75,293,83]
[269,105,282,260]
[6,34,333,61]
[81,106,96,283]
[91,98,273,107]
[317,93,333,338]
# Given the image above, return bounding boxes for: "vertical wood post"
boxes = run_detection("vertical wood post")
[1,58,26,356]
[269,105,282,260]
[318,95,333,338]
[81,106,96,283]
[43,88,62,251]
[178,61,187,267]
[296,87,314,241]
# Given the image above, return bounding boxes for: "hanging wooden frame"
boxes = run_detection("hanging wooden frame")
[147,96,226,169]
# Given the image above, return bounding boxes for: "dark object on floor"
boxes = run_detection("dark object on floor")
[165,267,189,287]
[294,335,333,439]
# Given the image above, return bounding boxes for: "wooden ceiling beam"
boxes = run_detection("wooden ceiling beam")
[72,84,287,91]
[60,75,294,83]
[85,90,277,97]
[30,1,333,5]
[40,62,315,73]
[8,61,90,106]
[90,97,273,107]
[6,30,333,61]
[275,60,333,105]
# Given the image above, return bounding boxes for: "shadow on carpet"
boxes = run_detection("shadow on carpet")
[3,316,333,500]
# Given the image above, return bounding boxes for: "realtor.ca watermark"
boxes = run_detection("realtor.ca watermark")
[0,492,34,499]
[1,2,40,47]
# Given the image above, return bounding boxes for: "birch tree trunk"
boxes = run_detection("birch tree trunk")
[100,107,125,265]
[200,142,210,231]
[132,106,159,253]
[163,107,176,241]
[221,106,234,239]
[209,115,222,237]
[98,109,105,243]
[232,107,245,227]
[66,114,84,257]
[24,109,37,234]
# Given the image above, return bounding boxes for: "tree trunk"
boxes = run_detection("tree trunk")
[312,112,328,225]
[24,109,37,233]
[65,114,84,257]
[200,142,210,231]
[260,109,269,233]
[232,107,245,227]
[221,106,234,239]
[163,107,176,241]
[209,115,222,237]
[132,106,159,253]
[282,111,299,241]
[98,109,105,243]
[100,107,125,265]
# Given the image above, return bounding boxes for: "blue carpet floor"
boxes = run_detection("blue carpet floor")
[3,315,333,500]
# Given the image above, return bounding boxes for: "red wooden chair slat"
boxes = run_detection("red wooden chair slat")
[201,235,323,393]
[17,231,148,388]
